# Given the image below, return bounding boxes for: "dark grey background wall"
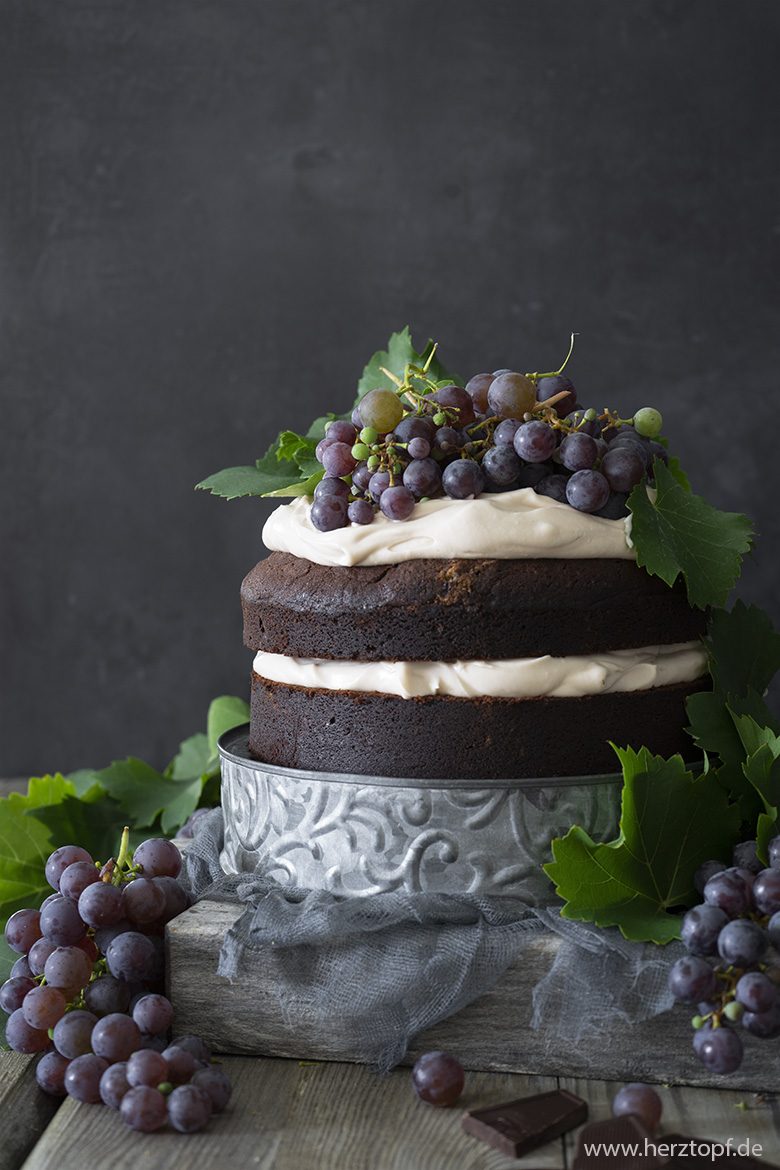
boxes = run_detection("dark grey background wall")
[2,0,779,776]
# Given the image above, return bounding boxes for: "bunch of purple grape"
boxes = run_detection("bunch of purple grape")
[667,836,780,1074]
[1,835,231,1132]
[310,360,667,532]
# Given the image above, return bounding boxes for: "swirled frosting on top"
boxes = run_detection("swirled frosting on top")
[262,488,636,567]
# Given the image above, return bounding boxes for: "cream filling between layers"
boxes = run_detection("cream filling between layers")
[262,487,636,567]
[252,642,707,700]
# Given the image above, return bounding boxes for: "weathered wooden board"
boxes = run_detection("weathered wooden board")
[0,1051,62,1170]
[167,898,780,1093]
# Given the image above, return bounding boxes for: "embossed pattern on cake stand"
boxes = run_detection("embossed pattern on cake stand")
[218,726,622,903]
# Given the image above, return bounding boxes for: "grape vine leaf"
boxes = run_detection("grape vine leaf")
[628,461,754,610]
[0,775,73,925]
[91,758,204,836]
[356,326,459,401]
[544,747,741,943]
[206,694,250,763]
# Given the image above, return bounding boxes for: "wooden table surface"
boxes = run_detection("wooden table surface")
[2,1048,779,1170]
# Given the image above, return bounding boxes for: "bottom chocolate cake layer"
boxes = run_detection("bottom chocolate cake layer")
[248,673,709,780]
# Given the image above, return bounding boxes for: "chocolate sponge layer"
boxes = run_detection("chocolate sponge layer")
[248,674,708,780]
[242,553,707,662]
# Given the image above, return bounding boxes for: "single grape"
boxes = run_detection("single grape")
[321,441,357,478]
[668,955,718,1004]
[600,445,646,493]
[703,870,752,919]
[191,1066,232,1113]
[0,975,36,1013]
[65,1053,110,1103]
[313,476,350,502]
[733,840,762,875]
[513,420,557,463]
[535,474,569,503]
[58,861,101,901]
[464,372,495,412]
[84,974,134,1018]
[132,993,174,1036]
[433,425,461,453]
[368,470,391,502]
[167,1083,213,1133]
[768,835,780,870]
[411,1051,465,1106]
[309,495,348,532]
[123,878,167,925]
[380,484,415,521]
[28,937,57,976]
[347,498,374,525]
[120,1084,168,1132]
[79,880,126,928]
[45,845,93,891]
[559,431,598,472]
[753,868,780,916]
[91,1012,143,1063]
[536,374,576,415]
[323,419,357,445]
[36,1050,72,1097]
[151,875,190,925]
[39,896,87,946]
[680,904,729,957]
[99,1061,131,1109]
[126,1047,169,1088]
[4,908,43,954]
[407,436,431,459]
[52,1009,98,1058]
[718,918,767,967]
[5,1008,51,1054]
[695,1026,743,1074]
[10,955,33,979]
[162,1044,199,1084]
[482,445,522,485]
[393,415,436,445]
[633,407,663,437]
[735,971,778,1014]
[742,1000,780,1039]
[565,469,610,513]
[442,459,484,500]
[612,1083,662,1129]
[767,911,780,949]
[403,457,442,497]
[358,388,404,434]
[351,462,373,493]
[428,385,475,426]
[487,372,536,419]
[171,1034,212,1064]
[43,944,94,990]
[21,983,67,1030]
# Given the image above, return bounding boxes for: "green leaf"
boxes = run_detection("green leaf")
[356,327,460,401]
[0,775,73,925]
[628,461,754,609]
[206,695,250,762]
[544,747,741,943]
[91,758,204,836]
[25,795,141,864]
[169,733,212,782]
[706,601,780,699]
[197,435,312,499]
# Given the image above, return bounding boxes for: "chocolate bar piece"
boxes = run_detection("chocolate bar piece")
[573,1114,668,1168]
[662,1134,780,1169]
[461,1088,587,1158]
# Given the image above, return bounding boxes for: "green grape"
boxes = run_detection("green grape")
[633,407,663,437]
[358,389,404,434]
[351,442,370,460]
[359,426,378,444]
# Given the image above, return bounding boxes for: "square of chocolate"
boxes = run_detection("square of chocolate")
[461,1087,588,1158]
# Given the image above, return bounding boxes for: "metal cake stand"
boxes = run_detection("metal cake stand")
[218,725,623,903]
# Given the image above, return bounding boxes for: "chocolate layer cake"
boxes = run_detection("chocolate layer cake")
[241,510,710,780]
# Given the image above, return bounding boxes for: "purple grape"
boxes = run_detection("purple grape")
[407,436,431,459]
[191,1066,232,1112]
[320,441,357,477]
[565,409,602,438]
[600,444,647,492]
[323,419,357,445]
[152,875,190,924]
[171,1034,212,1064]
[83,974,134,1018]
[482,445,522,485]
[36,1050,71,1097]
[315,434,336,462]
[411,1051,465,1106]
[309,494,348,532]
[493,418,521,446]
[565,469,610,513]
[99,1061,131,1109]
[768,835,780,870]
[162,1044,198,1084]
[753,868,780,915]
[39,896,87,946]
[487,372,536,419]
[535,474,569,502]
[4,908,43,954]
[126,1047,169,1088]
[123,878,167,925]
[132,993,174,1036]
[695,1026,743,1073]
[717,919,767,967]
[78,880,126,928]
[45,845,93,891]
[513,420,557,463]
[63,1053,109,1103]
[703,870,752,918]
[368,470,391,502]
[393,415,436,444]
[120,1084,168,1132]
[28,936,57,976]
[612,1083,662,1129]
[742,1000,780,1039]
[350,461,373,493]
[167,1083,213,1133]
[10,955,33,979]
[433,425,461,453]
[402,457,442,497]
[536,374,576,415]
[428,384,475,426]
[593,491,630,519]
[313,475,350,502]
[0,975,36,1013]
[347,498,374,525]
[733,840,762,875]
[93,917,134,952]
[106,931,157,982]
[58,861,101,901]
[559,431,598,471]
[735,971,777,1014]
[380,484,415,520]
[767,911,780,948]
[43,944,93,990]
[464,372,495,413]
[668,955,718,1004]
[442,459,484,500]
[52,1009,98,1058]
[5,1008,51,1054]
[91,1012,143,1063]
[680,904,729,956]
[21,983,67,1030]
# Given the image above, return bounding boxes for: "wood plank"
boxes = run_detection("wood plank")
[0,1051,62,1170]
[560,1077,780,1166]
[166,897,780,1092]
[19,1052,564,1170]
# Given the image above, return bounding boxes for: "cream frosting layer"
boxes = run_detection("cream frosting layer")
[262,487,636,567]
[252,642,707,700]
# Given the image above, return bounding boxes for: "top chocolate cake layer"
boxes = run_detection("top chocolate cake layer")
[241,552,707,661]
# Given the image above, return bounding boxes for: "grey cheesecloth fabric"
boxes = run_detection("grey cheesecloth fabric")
[184,808,682,1073]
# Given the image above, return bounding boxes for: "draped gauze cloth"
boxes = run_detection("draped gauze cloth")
[184,809,679,1073]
